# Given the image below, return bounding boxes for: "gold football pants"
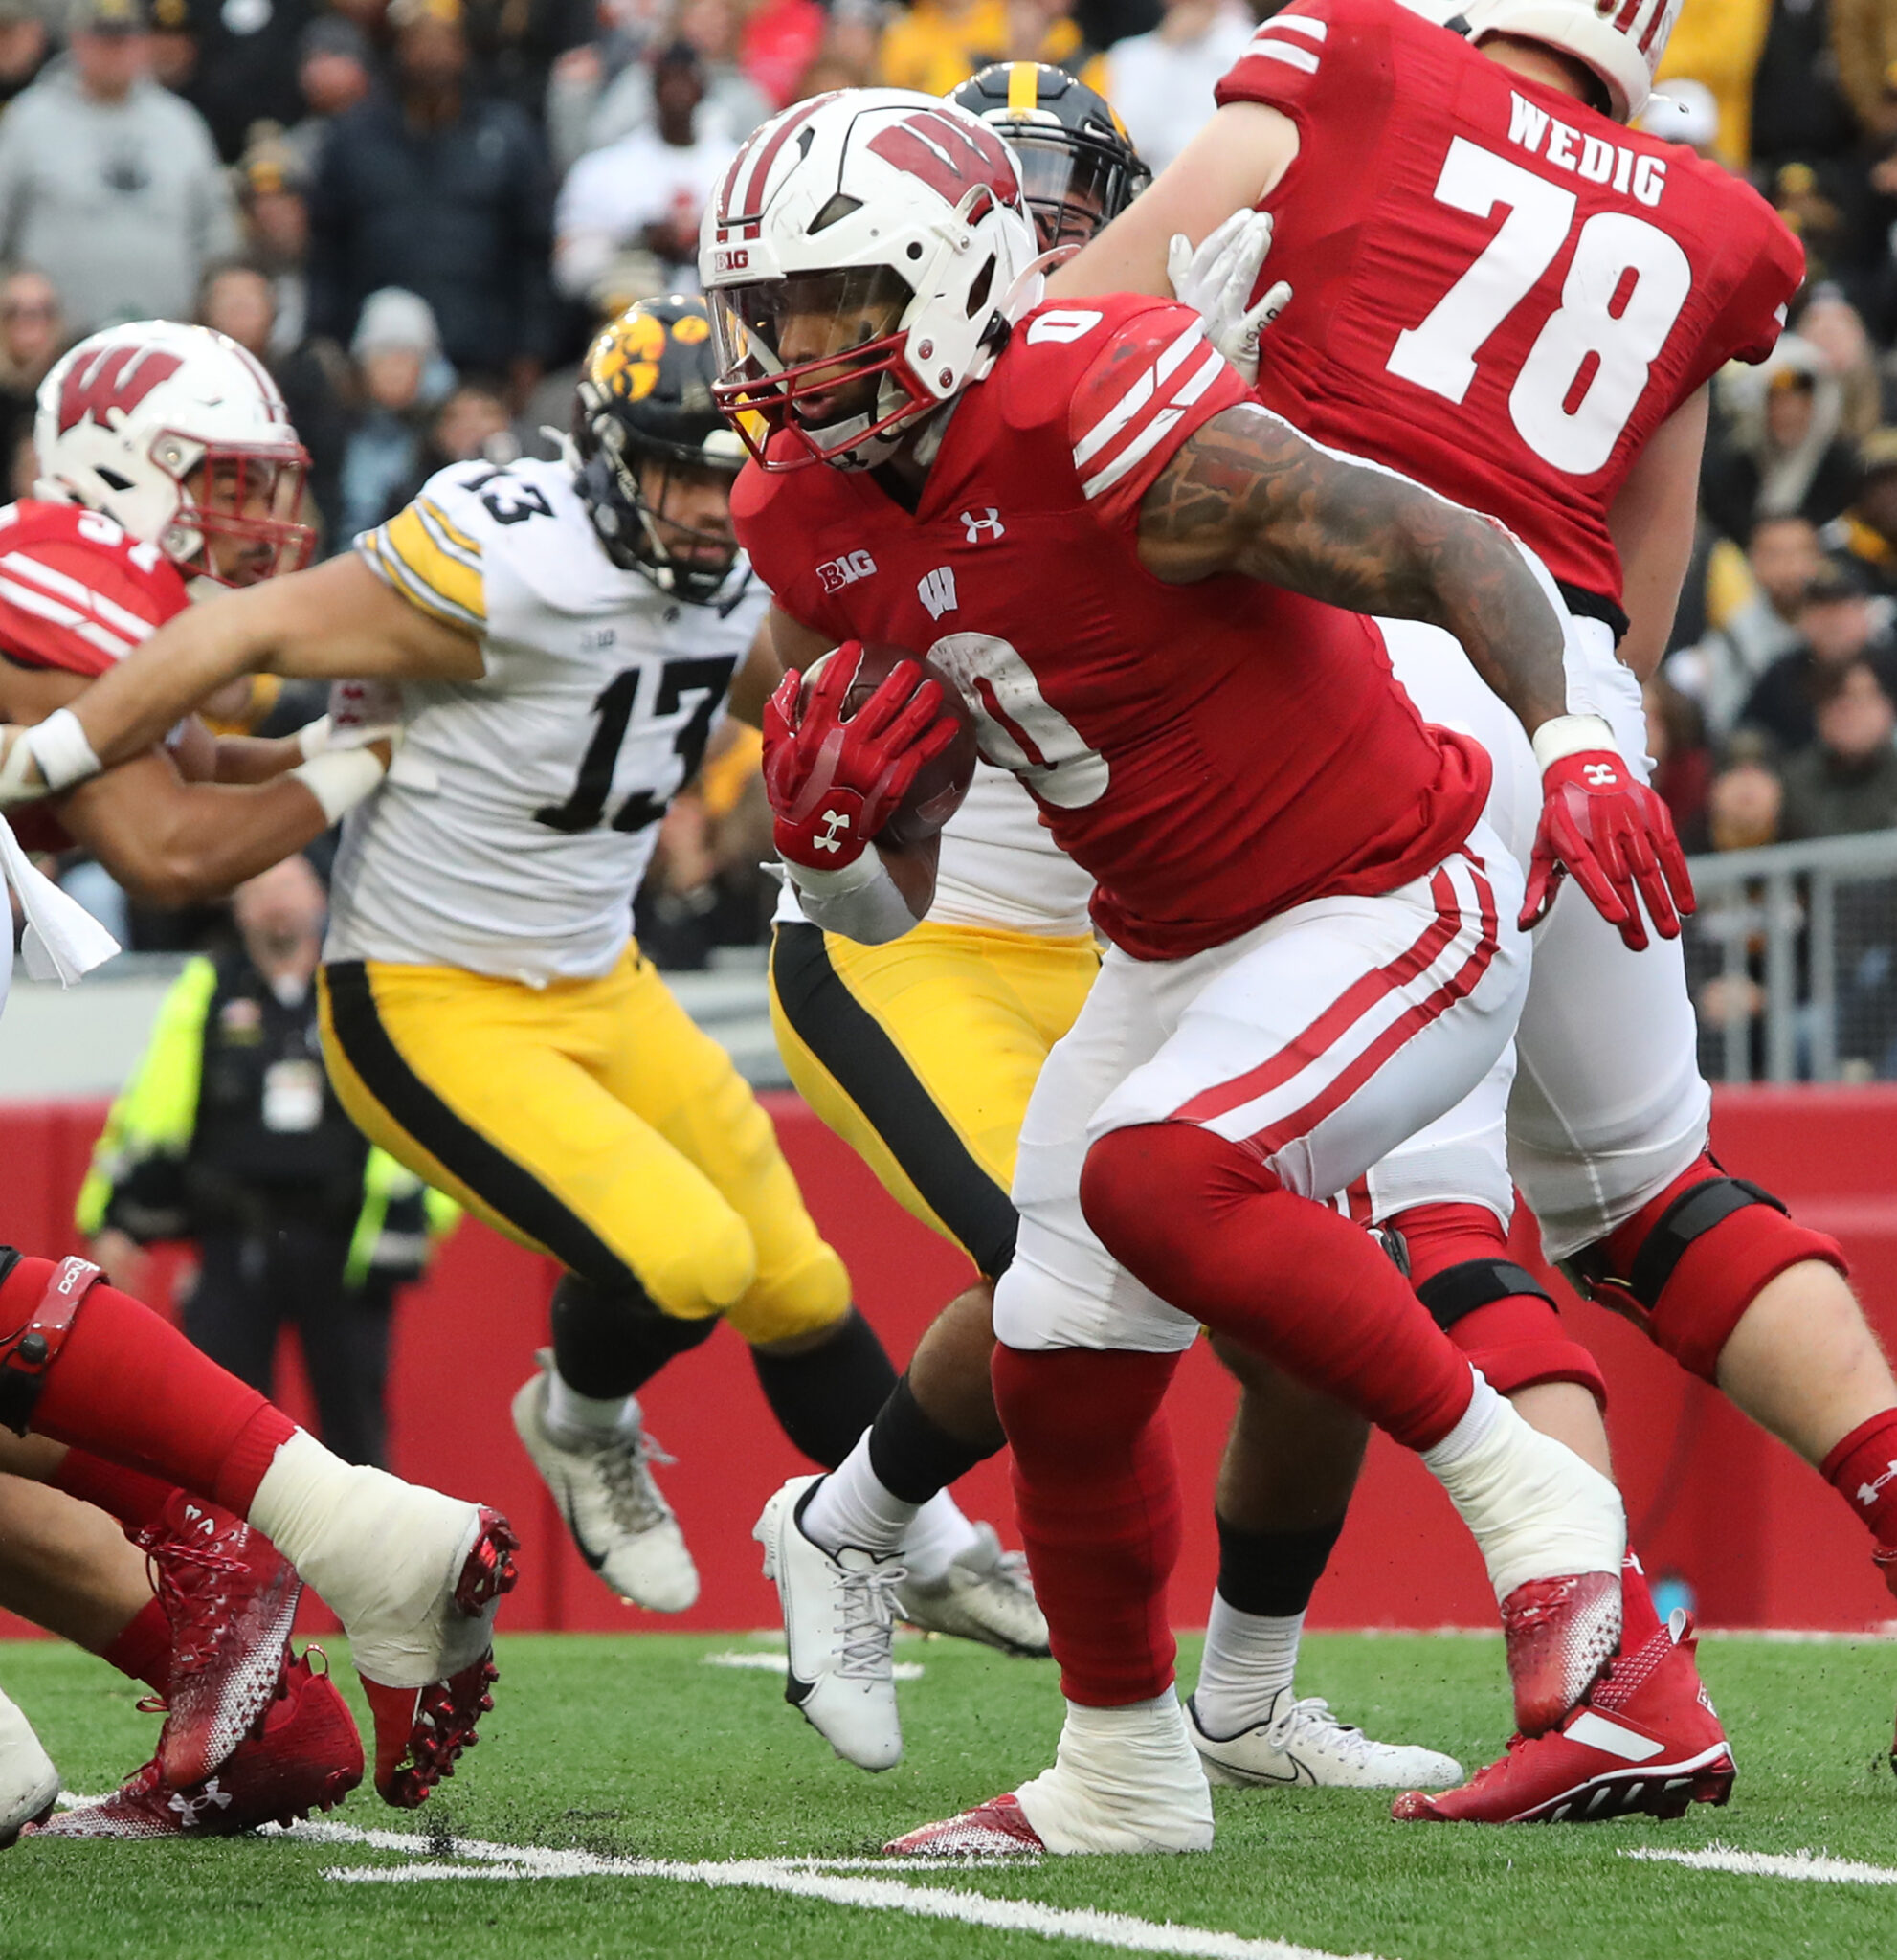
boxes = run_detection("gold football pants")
[319,947,849,1344]
[770,921,1101,1281]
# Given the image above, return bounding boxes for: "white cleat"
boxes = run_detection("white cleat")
[0,1687,57,1849]
[1186,1691,1462,1790]
[511,1351,698,1612]
[756,1474,905,1772]
[891,1697,1214,1856]
[896,1526,1050,1656]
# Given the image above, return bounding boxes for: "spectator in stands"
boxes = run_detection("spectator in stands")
[1656,0,1770,167]
[153,0,324,163]
[553,39,735,305]
[879,0,1008,98]
[0,266,62,479]
[386,374,518,510]
[1741,558,1897,752]
[308,0,555,403]
[283,13,375,177]
[197,259,348,547]
[0,0,49,111]
[738,0,824,107]
[462,0,595,120]
[1100,0,1253,175]
[338,285,449,538]
[1751,0,1860,184]
[1007,0,1110,85]
[0,0,240,337]
[1832,0,1897,147]
[78,855,457,1470]
[550,0,770,172]
[234,125,312,357]
[1707,735,1786,853]
[1669,514,1824,737]
[1797,287,1885,442]
[545,0,665,173]
[1779,657,1897,837]
[1703,337,1860,542]
[1840,426,1897,595]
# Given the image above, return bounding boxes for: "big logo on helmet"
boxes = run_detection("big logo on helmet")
[58,346,184,434]
[866,109,1016,213]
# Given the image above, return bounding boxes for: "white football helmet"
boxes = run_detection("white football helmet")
[699,88,1042,471]
[34,320,314,585]
[1459,0,1683,122]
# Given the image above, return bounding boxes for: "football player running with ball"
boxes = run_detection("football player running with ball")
[762,60,1458,1792]
[1054,0,1897,1817]
[703,88,1688,1855]
[0,299,1012,1636]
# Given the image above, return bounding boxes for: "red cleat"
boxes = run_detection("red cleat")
[139,1491,303,1791]
[29,1651,363,1839]
[884,1793,1048,1857]
[1393,1614,1735,1824]
[360,1507,518,1809]
[1501,1569,1620,1738]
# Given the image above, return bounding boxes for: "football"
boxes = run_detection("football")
[799,640,978,848]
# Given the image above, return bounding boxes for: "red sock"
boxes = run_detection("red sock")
[4,1258,295,1515]
[100,1597,171,1699]
[992,1344,1182,1707]
[50,1450,177,1536]
[1821,1409,1897,1549]
[1081,1125,1474,1451]
[1620,1546,1663,1650]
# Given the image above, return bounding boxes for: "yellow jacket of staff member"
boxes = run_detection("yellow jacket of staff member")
[77,956,459,1288]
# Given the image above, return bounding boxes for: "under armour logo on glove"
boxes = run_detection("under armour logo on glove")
[1522,715,1695,953]
[1859,1460,1897,1508]
[814,808,852,854]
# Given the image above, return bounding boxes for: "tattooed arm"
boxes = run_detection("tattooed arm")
[1137,402,1570,740]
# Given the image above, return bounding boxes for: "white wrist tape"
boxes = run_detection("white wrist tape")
[292,746,386,823]
[786,847,885,899]
[23,707,103,791]
[1530,714,1618,772]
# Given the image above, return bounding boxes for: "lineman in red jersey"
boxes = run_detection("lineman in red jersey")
[0,323,508,1838]
[702,89,1685,1854]
[1054,0,1897,1815]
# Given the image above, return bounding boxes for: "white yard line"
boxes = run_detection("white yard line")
[283,1816,1391,1960]
[704,1650,925,1681]
[1622,1845,1897,1886]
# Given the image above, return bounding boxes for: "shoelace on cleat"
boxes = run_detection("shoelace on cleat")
[588,1428,679,1536]
[1261,1696,1380,1768]
[835,1561,908,1681]
[139,1533,250,1674]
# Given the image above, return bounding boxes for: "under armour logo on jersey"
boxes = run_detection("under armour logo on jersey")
[1857,1459,1897,1508]
[1583,762,1619,788]
[960,508,1005,544]
[917,567,958,619]
[814,809,852,853]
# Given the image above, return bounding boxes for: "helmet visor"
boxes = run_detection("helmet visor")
[708,266,926,469]
[1009,130,1149,255]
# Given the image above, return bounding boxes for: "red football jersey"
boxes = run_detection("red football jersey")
[735,294,1489,961]
[0,499,190,851]
[1216,0,1804,605]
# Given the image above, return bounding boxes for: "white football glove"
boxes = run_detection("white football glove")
[299,678,407,759]
[1167,210,1292,388]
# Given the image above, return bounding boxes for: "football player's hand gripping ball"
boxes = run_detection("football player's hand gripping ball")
[762,646,959,872]
[1522,715,1695,952]
[1168,210,1291,388]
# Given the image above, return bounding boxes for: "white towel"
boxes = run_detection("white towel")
[0,814,120,986]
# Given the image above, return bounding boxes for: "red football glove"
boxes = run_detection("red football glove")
[762,646,958,872]
[1521,717,1695,953]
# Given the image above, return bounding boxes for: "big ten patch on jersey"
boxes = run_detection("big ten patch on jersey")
[1215,0,1802,601]
[0,499,189,677]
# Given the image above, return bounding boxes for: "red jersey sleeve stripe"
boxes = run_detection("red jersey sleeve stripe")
[1246,34,1320,73]
[1079,345,1232,502]
[1259,12,1327,37]
[1072,322,1207,469]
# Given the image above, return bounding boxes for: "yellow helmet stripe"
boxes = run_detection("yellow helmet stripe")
[1007,60,1039,115]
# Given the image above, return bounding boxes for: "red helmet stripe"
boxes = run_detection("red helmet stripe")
[725,96,832,242]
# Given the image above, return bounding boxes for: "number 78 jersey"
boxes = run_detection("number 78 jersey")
[331,455,766,983]
[1216,0,1802,607]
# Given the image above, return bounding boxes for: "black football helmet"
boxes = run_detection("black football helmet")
[947,63,1150,256]
[571,295,745,605]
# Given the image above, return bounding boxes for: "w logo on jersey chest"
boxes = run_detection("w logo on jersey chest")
[917,567,957,619]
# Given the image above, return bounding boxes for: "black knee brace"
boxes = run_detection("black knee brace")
[1414,1257,1557,1333]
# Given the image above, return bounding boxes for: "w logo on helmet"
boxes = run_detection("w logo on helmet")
[57,345,184,434]
[867,109,1018,216]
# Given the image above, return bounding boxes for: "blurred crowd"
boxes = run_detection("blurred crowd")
[4,0,1897,1037]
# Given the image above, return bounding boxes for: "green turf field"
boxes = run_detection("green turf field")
[4,1629,1893,1960]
